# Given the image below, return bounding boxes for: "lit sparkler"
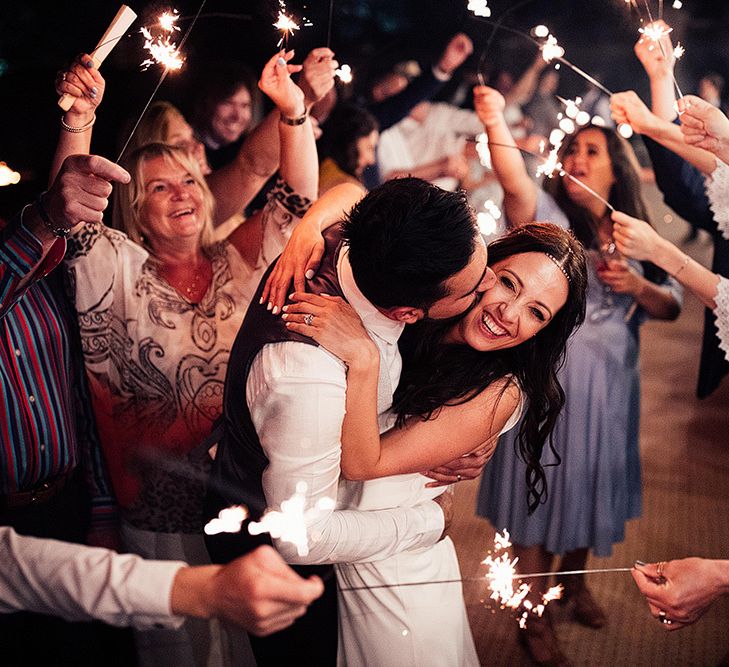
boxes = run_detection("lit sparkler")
[204,505,248,535]
[540,34,565,62]
[0,162,21,186]
[477,200,502,236]
[475,133,492,169]
[638,21,672,46]
[467,0,491,18]
[672,0,682,8]
[335,64,353,83]
[273,0,312,48]
[140,10,183,71]
[673,43,685,59]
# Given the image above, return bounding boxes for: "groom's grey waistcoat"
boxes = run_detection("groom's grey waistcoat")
[209,224,346,519]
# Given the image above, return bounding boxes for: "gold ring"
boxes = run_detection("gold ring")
[658,611,672,625]
[456,474,462,482]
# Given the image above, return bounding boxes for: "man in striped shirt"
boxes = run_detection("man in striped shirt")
[0,154,133,664]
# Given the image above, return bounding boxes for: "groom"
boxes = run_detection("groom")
[205,178,493,665]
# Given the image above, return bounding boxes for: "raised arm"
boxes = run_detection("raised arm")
[283,293,521,479]
[679,95,729,166]
[610,91,717,175]
[612,210,720,309]
[633,20,677,121]
[50,53,105,183]
[473,85,537,226]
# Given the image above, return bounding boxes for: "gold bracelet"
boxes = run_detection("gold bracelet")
[672,254,689,278]
[61,113,96,133]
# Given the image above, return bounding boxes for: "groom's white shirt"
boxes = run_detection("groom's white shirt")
[246,247,444,564]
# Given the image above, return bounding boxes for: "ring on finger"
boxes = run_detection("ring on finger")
[303,313,314,326]
[657,611,672,625]
[456,474,462,482]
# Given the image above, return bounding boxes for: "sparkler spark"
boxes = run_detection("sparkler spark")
[140,10,184,71]
[204,505,248,535]
[639,22,673,44]
[672,0,682,7]
[335,64,353,83]
[0,161,21,186]
[540,34,565,62]
[673,43,685,59]
[248,482,335,557]
[475,133,492,169]
[467,0,491,18]
[477,200,502,236]
[273,11,300,47]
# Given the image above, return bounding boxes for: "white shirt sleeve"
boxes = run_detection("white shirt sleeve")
[248,342,444,565]
[715,275,729,362]
[0,527,185,630]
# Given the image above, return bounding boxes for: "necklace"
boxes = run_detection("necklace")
[160,259,211,302]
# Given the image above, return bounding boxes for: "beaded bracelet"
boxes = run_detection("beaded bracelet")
[61,113,96,133]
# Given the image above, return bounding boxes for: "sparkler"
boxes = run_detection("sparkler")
[335,64,353,83]
[204,505,248,535]
[273,0,312,48]
[477,200,502,236]
[140,10,183,71]
[0,162,20,186]
[467,0,491,17]
[116,0,207,162]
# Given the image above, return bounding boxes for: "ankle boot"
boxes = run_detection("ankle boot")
[517,612,573,667]
[561,581,606,629]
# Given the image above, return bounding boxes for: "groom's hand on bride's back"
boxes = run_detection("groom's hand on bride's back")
[433,492,454,540]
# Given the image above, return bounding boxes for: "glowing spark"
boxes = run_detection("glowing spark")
[562,97,582,119]
[575,110,591,126]
[673,43,685,59]
[475,133,492,169]
[549,128,566,145]
[158,11,180,32]
[558,117,576,134]
[533,24,549,38]
[541,34,565,63]
[204,505,248,535]
[591,115,607,127]
[467,0,491,17]
[477,200,502,236]
[672,0,682,8]
[0,162,21,186]
[482,530,563,628]
[639,22,673,44]
[248,482,335,557]
[273,11,300,47]
[140,11,184,71]
[618,122,634,138]
[536,135,563,179]
[335,64,353,83]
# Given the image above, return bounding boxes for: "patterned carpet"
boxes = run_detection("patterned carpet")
[451,185,729,667]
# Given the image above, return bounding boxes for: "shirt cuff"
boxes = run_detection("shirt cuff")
[125,559,187,630]
[412,498,446,550]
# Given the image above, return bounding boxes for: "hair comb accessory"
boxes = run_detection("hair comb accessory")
[544,252,571,282]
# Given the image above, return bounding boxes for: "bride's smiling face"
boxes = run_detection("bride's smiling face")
[444,252,569,352]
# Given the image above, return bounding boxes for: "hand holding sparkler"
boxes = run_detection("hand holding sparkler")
[258,51,305,119]
[299,47,338,109]
[437,33,474,76]
[612,210,663,262]
[678,95,729,160]
[634,20,675,80]
[610,91,661,136]
[55,54,105,127]
[632,558,729,630]
[473,85,506,128]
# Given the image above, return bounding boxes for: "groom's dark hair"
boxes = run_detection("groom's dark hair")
[341,177,478,310]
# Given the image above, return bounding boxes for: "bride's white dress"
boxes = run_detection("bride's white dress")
[335,406,522,667]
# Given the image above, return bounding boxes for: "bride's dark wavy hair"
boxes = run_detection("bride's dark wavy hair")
[393,222,588,512]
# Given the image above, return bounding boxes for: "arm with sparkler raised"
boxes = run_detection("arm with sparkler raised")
[50,54,106,184]
[633,20,678,122]
[610,91,717,175]
[473,85,537,227]
[282,293,520,479]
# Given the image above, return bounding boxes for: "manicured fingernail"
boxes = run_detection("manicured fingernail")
[634,560,646,567]
[272,306,279,315]
[278,57,287,66]
[267,302,273,311]
[281,313,289,320]
[305,269,315,280]
[285,322,292,328]
[282,305,289,312]
[259,297,264,304]
[288,293,295,300]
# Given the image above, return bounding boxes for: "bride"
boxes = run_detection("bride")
[278,222,587,665]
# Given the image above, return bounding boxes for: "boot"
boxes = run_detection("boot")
[517,611,573,667]
[560,580,606,629]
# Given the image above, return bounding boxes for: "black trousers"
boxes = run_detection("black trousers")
[205,491,338,667]
[0,469,137,667]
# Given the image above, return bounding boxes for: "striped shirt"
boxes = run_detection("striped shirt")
[0,210,116,527]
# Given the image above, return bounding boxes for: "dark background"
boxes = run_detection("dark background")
[1,0,728,218]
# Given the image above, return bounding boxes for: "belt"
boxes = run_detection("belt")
[1,472,73,509]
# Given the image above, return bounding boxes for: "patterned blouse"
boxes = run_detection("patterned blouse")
[65,179,310,532]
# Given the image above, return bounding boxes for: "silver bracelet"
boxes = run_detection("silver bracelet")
[279,109,309,126]
[61,113,96,133]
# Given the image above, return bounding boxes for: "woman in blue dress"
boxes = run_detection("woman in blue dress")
[473,86,682,666]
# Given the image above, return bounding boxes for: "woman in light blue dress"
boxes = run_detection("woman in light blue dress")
[473,85,682,667]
